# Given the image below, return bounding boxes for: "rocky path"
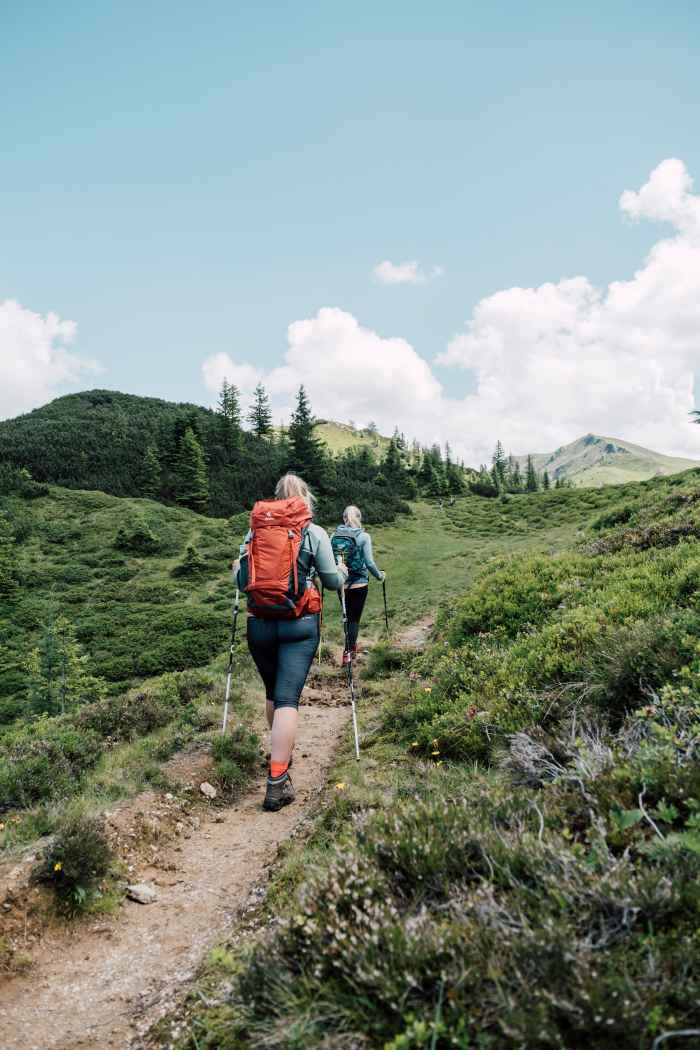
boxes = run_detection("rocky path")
[0,677,348,1050]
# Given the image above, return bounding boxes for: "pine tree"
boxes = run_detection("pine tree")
[382,438,414,497]
[26,612,106,716]
[491,440,507,491]
[175,427,210,511]
[288,386,328,488]
[141,446,161,499]
[217,379,242,452]
[525,454,539,492]
[247,382,273,438]
[543,469,551,490]
[509,460,523,492]
[0,514,16,597]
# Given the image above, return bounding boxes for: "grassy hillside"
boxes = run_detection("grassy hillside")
[519,432,699,487]
[0,484,244,723]
[156,467,700,1050]
[314,419,392,456]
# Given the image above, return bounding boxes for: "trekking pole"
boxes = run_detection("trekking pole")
[338,557,360,761]
[318,583,324,665]
[382,577,390,637]
[221,585,240,735]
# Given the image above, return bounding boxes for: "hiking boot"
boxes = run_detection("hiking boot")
[342,649,352,666]
[263,772,295,812]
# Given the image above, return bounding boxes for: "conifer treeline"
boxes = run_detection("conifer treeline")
[470,440,572,497]
[0,385,470,524]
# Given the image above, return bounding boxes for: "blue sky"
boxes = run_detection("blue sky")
[2,1,700,460]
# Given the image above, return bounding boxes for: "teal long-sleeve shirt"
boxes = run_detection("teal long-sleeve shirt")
[331,524,384,583]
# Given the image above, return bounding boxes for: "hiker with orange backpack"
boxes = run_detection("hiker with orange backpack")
[234,473,346,812]
[331,505,385,665]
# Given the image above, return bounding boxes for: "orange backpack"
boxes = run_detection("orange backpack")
[239,497,322,619]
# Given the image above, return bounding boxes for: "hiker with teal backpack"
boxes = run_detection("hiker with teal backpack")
[331,505,385,665]
[233,474,347,812]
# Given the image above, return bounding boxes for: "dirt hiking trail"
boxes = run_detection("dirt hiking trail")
[0,675,348,1050]
[0,620,431,1050]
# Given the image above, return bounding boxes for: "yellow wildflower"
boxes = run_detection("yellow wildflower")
[335,782,346,791]
[54,861,63,872]
[410,741,419,748]
[424,687,432,693]
[431,750,440,757]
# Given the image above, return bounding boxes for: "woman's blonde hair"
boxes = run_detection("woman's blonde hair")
[275,473,315,511]
[343,504,362,529]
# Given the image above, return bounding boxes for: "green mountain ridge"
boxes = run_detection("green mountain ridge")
[517,432,699,486]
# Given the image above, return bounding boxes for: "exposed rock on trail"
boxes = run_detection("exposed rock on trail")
[0,686,348,1050]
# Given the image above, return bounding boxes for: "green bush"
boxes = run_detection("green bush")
[114,517,160,554]
[0,720,103,806]
[227,792,700,1049]
[366,642,412,679]
[171,544,207,577]
[212,725,261,797]
[32,806,113,914]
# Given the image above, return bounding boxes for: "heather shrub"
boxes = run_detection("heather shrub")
[0,719,102,806]
[32,806,113,915]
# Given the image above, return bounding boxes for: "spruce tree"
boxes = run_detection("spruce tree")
[510,460,523,492]
[175,427,210,511]
[491,440,507,491]
[543,469,551,490]
[0,514,16,597]
[217,379,242,453]
[26,612,106,716]
[288,386,327,488]
[525,454,539,492]
[141,446,162,499]
[247,382,273,438]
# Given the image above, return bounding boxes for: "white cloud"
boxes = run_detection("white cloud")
[201,351,263,402]
[440,157,700,461]
[372,260,443,285]
[0,299,99,420]
[204,159,700,465]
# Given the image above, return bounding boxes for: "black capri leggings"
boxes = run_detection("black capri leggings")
[246,613,320,710]
[339,585,368,649]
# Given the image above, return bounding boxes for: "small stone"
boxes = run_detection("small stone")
[199,782,217,800]
[126,882,158,905]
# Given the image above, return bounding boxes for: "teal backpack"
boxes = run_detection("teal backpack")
[331,531,365,575]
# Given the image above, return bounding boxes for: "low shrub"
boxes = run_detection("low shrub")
[581,611,700,723]
[32,806,113,914]
[0,720,103,806]
[226,792,700,1049]
[366,642,412,679]
[212,725,261,797]
[114,518,160,554]
[171,544,207,577]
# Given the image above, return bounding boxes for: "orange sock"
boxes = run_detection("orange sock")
[270,760,288,779]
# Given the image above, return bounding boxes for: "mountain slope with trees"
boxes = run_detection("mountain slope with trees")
[0,388,420,524]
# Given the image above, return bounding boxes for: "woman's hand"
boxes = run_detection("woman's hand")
[231,558,241,575]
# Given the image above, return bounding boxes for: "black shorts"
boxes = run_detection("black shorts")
[246,614,320,710]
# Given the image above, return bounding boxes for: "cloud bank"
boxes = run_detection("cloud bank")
[372,260,443,285]
[205,158,700,466]
[0,300,98,419]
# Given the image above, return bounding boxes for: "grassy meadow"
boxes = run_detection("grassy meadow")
[1,480,626,857]
[147,469,700,1050]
